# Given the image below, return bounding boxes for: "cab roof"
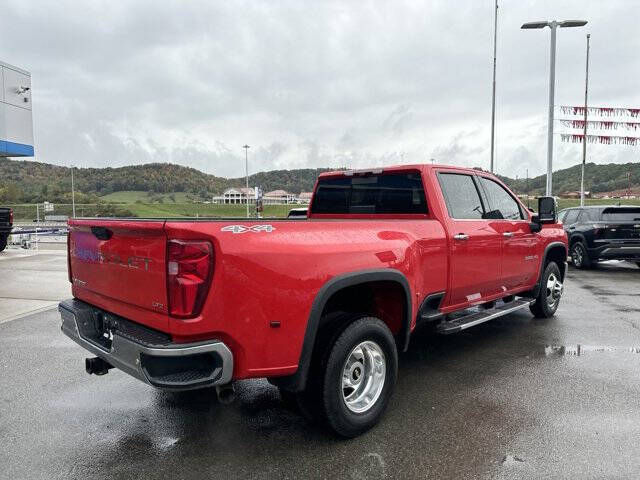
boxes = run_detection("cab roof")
[318,164,492,178]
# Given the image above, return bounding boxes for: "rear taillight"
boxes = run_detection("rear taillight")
[167,239,213,318]
[9,209,13,224]
[593,224,610,236]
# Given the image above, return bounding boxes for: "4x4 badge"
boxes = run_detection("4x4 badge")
[221,225,276,234]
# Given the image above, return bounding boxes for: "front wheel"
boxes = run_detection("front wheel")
[320,317,398,437]
[570,241,591,269]
[0,236,7,252]
[530,262,563,318]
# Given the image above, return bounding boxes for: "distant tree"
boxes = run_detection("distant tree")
[0,183,23,203]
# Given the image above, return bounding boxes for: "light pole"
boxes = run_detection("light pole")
[526,168,530,209]
[242,145,250,217]
[71,166,76,218]
[580,34,591,207]
[490,0,498,173]
[521,19,587,196]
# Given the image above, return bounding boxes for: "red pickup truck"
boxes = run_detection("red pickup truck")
[59,164,567,436]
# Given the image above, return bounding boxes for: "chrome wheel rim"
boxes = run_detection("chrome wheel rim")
[341,340,386,413]
[572,245,583,266]
[546,272,563,308]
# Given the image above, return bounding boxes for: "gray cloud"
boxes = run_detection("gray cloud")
[3,0,640,180]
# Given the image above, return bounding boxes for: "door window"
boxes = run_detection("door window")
[563,209,580,225]
[558,210,568,224]
[437,173,484,219]
[478,177,524,220]
[582,208,603,221]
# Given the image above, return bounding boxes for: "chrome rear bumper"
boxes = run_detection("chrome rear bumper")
[59,299,233,390]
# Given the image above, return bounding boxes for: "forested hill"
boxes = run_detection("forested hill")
[500,161,640,196]
[0,159,336,203]
[0,157,638,203]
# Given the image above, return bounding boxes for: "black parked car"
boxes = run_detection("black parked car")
[0,207,13,252]
[558,205,640,269]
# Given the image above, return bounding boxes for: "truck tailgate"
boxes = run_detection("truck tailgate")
[69,220,168,315]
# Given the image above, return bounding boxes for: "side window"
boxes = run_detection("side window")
[557,210,568,224]
[437,173,484,219]
[479,177,524,220]
[581,208,601,222]
[563,209,579,225]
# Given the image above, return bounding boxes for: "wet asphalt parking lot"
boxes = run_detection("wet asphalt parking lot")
[2,249,640,479]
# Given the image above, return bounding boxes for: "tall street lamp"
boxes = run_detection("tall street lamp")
[490,0,498,173]
[71,165,76,218]
[243,145,250,217]
[580,34,591,207]
[521,19,587,196]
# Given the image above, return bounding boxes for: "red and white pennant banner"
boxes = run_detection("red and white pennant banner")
[560,106,640,117]
[559,119,640,131]
[561,134,640,146]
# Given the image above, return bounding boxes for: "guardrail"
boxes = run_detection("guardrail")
[5,203,134,222]
[4,203,294,221]
[13,222,67,228]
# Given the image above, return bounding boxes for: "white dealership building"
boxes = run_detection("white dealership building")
[213,188,302,205]
[1,60,33,157]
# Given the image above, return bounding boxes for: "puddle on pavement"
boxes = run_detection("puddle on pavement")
[502,455,525,466]
[544,345,640,356]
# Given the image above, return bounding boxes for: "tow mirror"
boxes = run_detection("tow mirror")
[538,196,557,223]
[529,214,541,233]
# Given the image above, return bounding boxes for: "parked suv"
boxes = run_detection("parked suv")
[559,205,640,269]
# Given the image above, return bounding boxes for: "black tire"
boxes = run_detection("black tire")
[319,316,398,437]
[530,262,563,318]
[0,236,7,252]
[635,262,640,269]
[293,312,358,423]
[570,241,591,269]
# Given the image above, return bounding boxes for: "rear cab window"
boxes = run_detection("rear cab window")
[310,171,427,215]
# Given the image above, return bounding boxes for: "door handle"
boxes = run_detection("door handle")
[454,233,469,241]
[503,232,514,238]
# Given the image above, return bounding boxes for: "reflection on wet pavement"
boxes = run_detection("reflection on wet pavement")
[544,345,640,356]
[502,455,525,465]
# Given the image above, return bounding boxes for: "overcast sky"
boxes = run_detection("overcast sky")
[3,0,640,179]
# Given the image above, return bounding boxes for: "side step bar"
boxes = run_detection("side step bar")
[437,298,534,335]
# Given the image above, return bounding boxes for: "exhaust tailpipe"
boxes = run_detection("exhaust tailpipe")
[216,383,236,404]
[85,357,113,376]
